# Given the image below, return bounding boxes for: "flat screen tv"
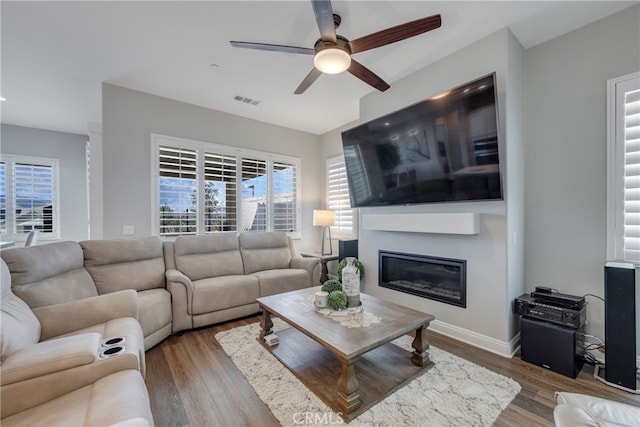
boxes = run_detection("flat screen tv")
[341,73,502,208]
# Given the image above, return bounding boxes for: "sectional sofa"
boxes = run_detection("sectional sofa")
[0,231,320,426]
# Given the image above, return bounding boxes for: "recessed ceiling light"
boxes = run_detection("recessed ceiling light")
[0,97,6,102]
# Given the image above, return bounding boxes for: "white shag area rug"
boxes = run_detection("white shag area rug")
[216,319,521,426]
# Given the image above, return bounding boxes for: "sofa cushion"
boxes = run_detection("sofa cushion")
[174,234,245,280]
[0,259,41,362]
[137,289,172,339]
[239,232,292,274]
[192,275,259,315]
[81,237,166,294]
[1,369,153,427]
[1,242,97,307]
[252,269,311,297]
[554,392,640,427]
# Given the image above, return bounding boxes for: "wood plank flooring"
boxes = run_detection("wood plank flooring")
[145,315,640,426]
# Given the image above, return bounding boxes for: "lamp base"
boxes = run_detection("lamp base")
[321,226,333,256]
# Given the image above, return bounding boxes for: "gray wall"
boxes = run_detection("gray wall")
[524,5,640,354]
[102,84,323,252]
[333,28,525,352]
[0,124,89,242]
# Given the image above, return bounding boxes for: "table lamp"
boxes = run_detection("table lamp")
[313,209,336,255]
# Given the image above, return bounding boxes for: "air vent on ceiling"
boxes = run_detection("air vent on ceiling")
[233,95,261,106]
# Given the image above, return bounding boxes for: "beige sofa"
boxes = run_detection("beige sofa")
[1,237,172,350]
[164,232,320,332]
[0,259,153,426]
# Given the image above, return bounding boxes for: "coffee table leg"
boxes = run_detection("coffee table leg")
[411,324,434,368]
[259,310,273,341]
[336,356,361,416]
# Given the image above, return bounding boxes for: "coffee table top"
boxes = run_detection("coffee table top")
[256,286,435,359]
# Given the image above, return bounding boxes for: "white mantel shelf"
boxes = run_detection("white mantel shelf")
[361,213,479,235]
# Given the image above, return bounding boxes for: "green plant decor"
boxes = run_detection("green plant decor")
[327,290,347,311]
[337,258,365,281]
[321,279,342,293]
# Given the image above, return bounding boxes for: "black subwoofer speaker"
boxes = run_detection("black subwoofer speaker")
[338,239,358,262]
[604,262,637,391]
[520,317,584,378]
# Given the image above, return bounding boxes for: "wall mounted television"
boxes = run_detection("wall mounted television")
[341,73,503,208]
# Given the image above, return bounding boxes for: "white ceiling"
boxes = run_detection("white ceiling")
[1,1,636,136]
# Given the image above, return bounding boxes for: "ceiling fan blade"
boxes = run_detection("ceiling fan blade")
[230,41,315,55]
[311,0,337,44]
[294,68,323,94]
[347,60,390,92]
[348,14,442,54]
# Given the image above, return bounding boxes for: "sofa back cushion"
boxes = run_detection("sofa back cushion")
[0,241,98,307]
[239,232,292,274]
[81,237,166,294]
[174,234,244,280]
[1,259,41,362]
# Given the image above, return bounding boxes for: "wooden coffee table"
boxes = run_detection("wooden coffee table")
[256,287,435,422]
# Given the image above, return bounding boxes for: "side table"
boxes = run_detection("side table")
[301,253,339,283]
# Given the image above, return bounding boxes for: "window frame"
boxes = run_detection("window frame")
[326,154,357,240]
[0,153,60,241]
[606,71,640,264]
[151,134,301,238]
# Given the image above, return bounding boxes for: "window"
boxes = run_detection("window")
[0,154,59,240]
[326,155,356,239]
[152,134,300,237]
[607,72,640,264]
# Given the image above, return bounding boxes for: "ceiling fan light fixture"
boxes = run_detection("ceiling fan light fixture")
[314,48,351,74]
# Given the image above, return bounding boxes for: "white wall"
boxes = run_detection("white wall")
[0,124,89,242]
[101,84,323,252]
[524,5,640,355]
[327,29,525,355]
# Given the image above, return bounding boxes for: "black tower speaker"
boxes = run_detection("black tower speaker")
[520,317,584,378]
[338,239,358,262]
[604,262,637,391]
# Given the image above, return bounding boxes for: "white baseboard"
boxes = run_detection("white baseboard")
[430,319,519,358]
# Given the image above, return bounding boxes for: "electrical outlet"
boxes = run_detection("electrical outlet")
[122,226,135,235]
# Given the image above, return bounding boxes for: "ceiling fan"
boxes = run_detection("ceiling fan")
[230,0,441,94]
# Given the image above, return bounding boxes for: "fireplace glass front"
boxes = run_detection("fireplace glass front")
[379,251,466,308]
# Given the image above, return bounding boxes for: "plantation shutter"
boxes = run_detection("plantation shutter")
[240,158,267,232]
[0,162,6,234]
[13,162,54,234]
[272,160,298,233]
[327,159,354,238]
[623,88,640,262]
[204,152,237,232]
[158,146,198,235]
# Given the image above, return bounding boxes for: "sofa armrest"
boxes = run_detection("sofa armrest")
[1,333,100,385]
[165,269,194,333]
[33,290,139,341]
[290,256,321,286]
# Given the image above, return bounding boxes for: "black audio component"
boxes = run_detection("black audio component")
[530,290,585,309]
[520,317,585,378]
[604,262,637,392]
[514,294,586,329]
[338,239,358,262]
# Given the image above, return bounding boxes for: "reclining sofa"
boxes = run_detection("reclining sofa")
[1,231,319,425]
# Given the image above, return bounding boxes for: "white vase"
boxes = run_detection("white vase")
[342,257,360,307]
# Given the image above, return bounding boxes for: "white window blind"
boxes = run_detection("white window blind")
[152,134,300,237]
[607,72,640,264]
[326,156,355,238]
[622,87,640,262]
[272,160,298,233]
[204,152,237,232]
[0,155,58,240]
[240,157,268,232]
[158,146,198,235]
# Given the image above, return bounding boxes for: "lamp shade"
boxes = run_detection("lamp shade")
[313,209,336,227]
